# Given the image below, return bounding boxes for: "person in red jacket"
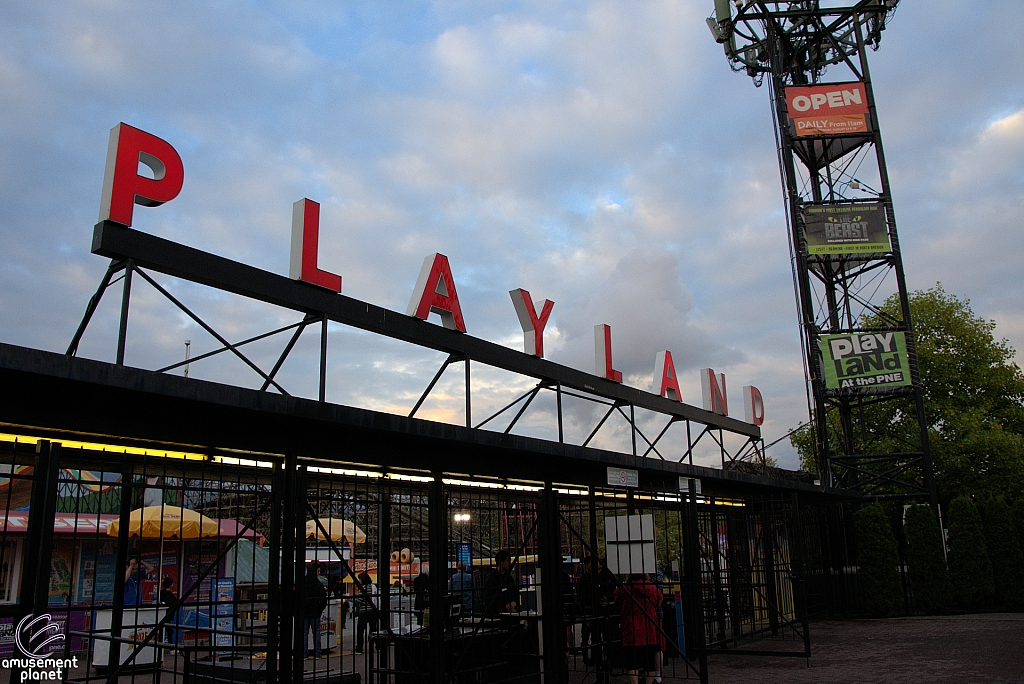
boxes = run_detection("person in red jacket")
[614,574,665,684]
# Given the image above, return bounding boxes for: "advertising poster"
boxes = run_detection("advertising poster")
[48,542,74,606]
[76,539,118,603]
[820,332,912,389]
[785,82,869,136]
[801,202,890,254]
[214,578,235,653]
[456,543,471,569]
[182,540,222,603]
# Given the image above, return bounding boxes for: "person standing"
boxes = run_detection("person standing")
[354,572,379,654]
[123,551,155,606]
[303,562,329,659]
[484,550,519,614]
[413,571,430,625]
[614,574,665,684]
[578,556,614,668]
[159,576,178,644]
[448,561,474,615]
[331,577,349,630]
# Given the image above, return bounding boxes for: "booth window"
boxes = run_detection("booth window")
[0,540,21,603]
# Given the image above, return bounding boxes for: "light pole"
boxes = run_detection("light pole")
[184,340,191,378]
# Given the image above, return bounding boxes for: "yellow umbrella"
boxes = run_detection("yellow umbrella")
[106,505,220,539]
[305,518,366,543]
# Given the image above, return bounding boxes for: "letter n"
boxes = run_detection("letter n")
[98,123,184,227]
[594,324,622,383]
[407,253,467,332]
[289,199,342,292]
[701,368,728,416]
[653,351,681,401]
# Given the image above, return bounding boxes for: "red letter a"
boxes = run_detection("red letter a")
[653,351,681,401]
[407,254,466,332]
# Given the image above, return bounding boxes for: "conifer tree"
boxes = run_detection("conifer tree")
[946,496,994,611]
[854,502,903,616]
[903,503,953,614]
[982,497,1024,610]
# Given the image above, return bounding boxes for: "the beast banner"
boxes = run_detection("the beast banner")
[785,82,869,136]
[801,202,890,254]
[820,332,911,390]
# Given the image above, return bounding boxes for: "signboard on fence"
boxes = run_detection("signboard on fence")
[604,514,656,575]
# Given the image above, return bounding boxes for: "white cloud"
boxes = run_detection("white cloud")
[1,0,1022,473]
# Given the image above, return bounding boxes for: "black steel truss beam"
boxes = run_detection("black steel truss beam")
[92,221,758,438]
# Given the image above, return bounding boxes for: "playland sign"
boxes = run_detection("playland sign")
[98,123,768,424]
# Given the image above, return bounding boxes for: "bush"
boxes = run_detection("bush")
[854,502,903,616]
[982,497,1024,610]
[903,503,953,614]
[946,496,994,611]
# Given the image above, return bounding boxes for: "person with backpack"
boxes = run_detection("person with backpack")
[303,561,329,659]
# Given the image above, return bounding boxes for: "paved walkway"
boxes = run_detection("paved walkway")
[707,613,1024,684]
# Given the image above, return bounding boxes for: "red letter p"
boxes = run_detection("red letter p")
[98,123,184,227]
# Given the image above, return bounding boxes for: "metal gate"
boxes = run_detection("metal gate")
[0,435,862,684]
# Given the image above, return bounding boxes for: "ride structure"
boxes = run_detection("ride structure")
[708,0,937,507]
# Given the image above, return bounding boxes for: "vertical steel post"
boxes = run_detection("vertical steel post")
[630,404,637,460]
[761,503,780,637]
[427,475,447,684]
[465,358,472,428]
[538,483,565,684]
[587,487,599,561]
[280,454,296,684]
[31,443,60,612]
[107,464,134,674]
[319,315,328,402]
[378,487,392,682]
[267,462,283,683]
[66,259,124,357]
[115,260,134,366]
[17,441,50,619]
[790,493,811,659]
[293,464,308,684]
[707,499,728,641]
[13,440,59,683]
[684,479,708,684]
[556,384,564,443]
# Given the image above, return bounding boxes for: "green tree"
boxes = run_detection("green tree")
[791,285,1024,503]
[1013,499,1024,563]
[903,503,953,614]
[981,497,1024,610]
[946,496,994,611]
[853,502,903,616]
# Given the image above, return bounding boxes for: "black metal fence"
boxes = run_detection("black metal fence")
[0,437,864,684]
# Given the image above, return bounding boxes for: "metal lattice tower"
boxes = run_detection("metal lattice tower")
[708,0,937,507]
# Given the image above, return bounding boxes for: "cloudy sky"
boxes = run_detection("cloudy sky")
[1,1,1022,469]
